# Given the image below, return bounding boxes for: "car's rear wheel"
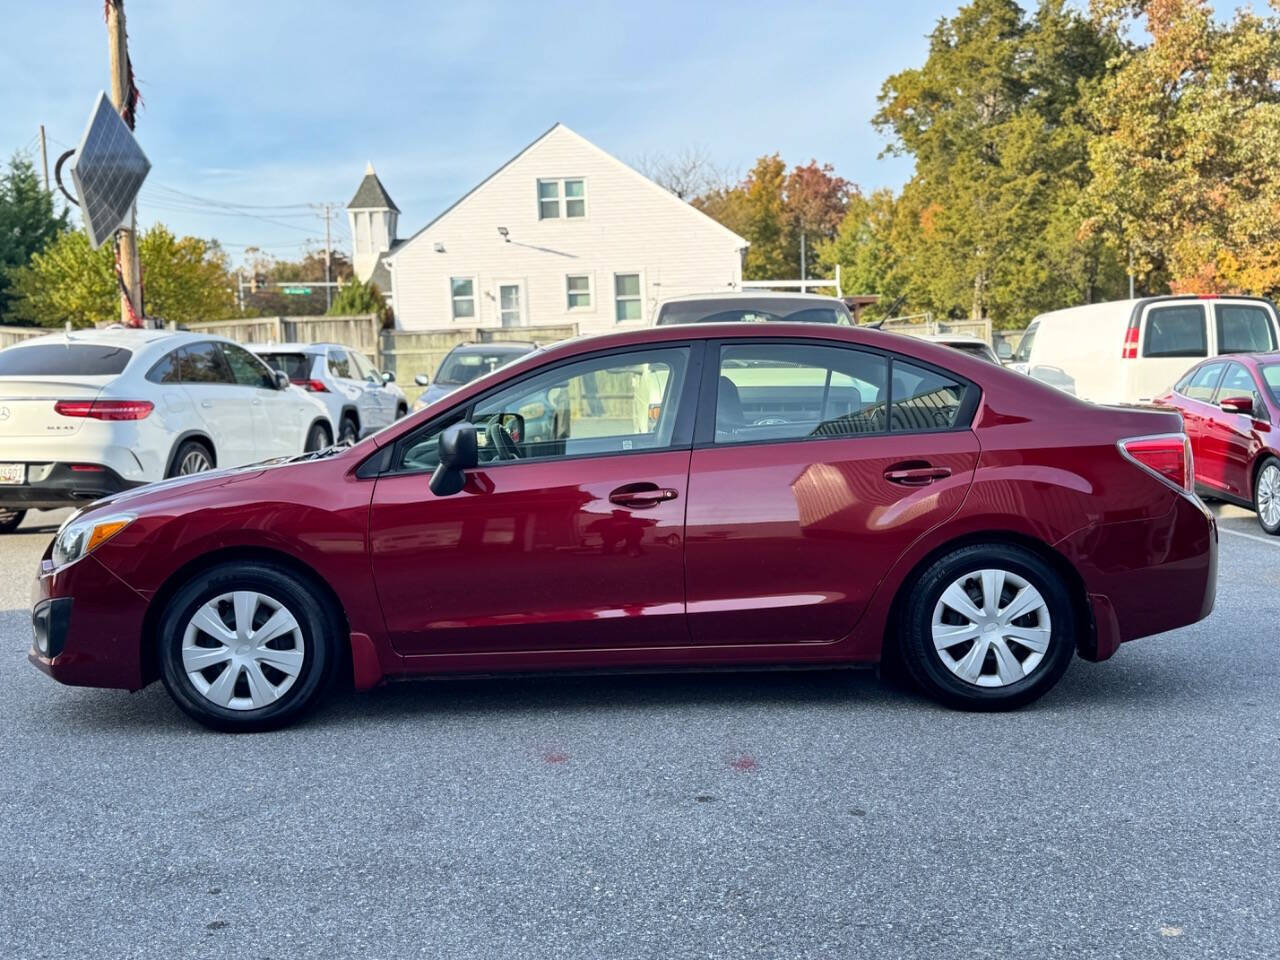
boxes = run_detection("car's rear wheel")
[1254,457,1280,535]
[157,562,341,732]
[304,421,332,453]
[338,414,358,445]
[0,508,26,533]
[169,439,214,478]
[897,543,1075,710]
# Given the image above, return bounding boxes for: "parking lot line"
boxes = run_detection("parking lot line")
[1218,526,1280,547]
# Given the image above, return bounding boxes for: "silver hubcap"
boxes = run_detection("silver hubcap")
[181,591,305,710]
[1258,465,1280,529]
[932,569,1052,688]
[179,449,211,474]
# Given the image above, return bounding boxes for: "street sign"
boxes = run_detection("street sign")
[68,91,151,249]
[282,287,312,296]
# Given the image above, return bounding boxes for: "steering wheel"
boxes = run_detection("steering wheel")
[486,419,522,461]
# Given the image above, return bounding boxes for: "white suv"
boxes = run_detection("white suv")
[252,343,408,443]
[0,329,332,531]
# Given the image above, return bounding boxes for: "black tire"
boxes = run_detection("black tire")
[157,561,342,732]
[0,508,26,533]
[304,421,332,453]
[338,414,359,445]
[395,403,408,420]
[167,439,214,478]
[1253,456,1280,535]
[896,543,1075,711]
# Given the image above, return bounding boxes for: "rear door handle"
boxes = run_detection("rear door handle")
[608,482,679,509]
[200,400,214,409]
[884,465,952,486]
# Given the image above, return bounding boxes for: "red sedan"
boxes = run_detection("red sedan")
[30,323,1217,730]
[1156,352,1280,535]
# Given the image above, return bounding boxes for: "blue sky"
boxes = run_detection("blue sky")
[3,0,952,267]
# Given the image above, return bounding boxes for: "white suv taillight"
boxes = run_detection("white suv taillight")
[1119,434,1193,493]
[54,399,154,421]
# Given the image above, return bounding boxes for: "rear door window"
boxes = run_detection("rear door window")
[1215,304,1277,354]
[0,343,131,376]
[177,342,235,383]
[1179,362,1225,402]
[1143,305,1207,358]
[712,342,888,444]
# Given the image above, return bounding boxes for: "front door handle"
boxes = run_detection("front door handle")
[608,482,679,509]
[884,464,952,486]
[201,399,214,409]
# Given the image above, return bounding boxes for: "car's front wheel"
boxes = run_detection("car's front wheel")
[304,421,332,453]
[1254,456,1280,535]
[157,561,342,732]
[0,508,26,533]
[897,543,1075,710]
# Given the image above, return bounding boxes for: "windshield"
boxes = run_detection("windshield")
[657,298,852,326]
[1013,324,1037,363]
[0,342,132,376]
[436,348,530,385]
[256,352,312,380]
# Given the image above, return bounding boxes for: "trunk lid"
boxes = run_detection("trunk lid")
[0,377,111,438]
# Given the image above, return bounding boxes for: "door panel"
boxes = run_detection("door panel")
[370,452,690,655]
[177,343,255,466]
[685,432,979,645]
[1201,362,1266,496]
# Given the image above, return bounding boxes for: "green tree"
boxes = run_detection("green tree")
[875,0,1125,326]
[1084,0,1280,295]
[327,276,387,322]
[7,223,235,328]
[815,188,902,308]
[0,153,69,320]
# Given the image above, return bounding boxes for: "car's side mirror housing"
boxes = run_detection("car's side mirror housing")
[429,421,478,496]
[272,369,290,390]
[1220,395,1254,416]
[382,370,395,383]
[414,374,429,387]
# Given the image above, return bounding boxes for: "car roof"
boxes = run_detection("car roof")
[921,333,989,346]
[659,291,843,305]
[447,341,537,351]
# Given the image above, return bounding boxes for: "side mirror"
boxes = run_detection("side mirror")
[272,369,290,390]
[414,374,429,387]
[429,421,478,496]
[382,370,396,384]
[1220,395,1254,416]
[996,342,1013,360]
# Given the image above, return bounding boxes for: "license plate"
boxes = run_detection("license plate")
[0,463,24,485]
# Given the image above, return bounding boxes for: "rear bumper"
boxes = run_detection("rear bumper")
[28,552,150,690]
[0,463,141,510]
[1059,494,1217,661]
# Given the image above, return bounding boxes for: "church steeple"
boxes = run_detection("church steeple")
[347,163,399,282]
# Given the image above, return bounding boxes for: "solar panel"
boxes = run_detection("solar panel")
[68,91,151,249]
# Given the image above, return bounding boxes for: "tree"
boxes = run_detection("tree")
[1083,0,1280,295]
[238,247,354,316]
[0,153,69,319]
[7,223,235,328]
[815,188,902,308]
[786,161,852,277]
[634,146,733,200]
[327,276,388,323]
[874,0,1125,326]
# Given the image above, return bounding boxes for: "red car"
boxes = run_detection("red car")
[30,323,1217,730]
[1156,352,1280,534]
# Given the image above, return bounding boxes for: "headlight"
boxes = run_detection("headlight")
[51,512,135,569]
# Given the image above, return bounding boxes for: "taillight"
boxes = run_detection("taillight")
[292,379,328,393]
[1119,434,1193,493]
[54,399,153,421]
[1122,321,1140,359]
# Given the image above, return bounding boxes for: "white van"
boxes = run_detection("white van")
[1019,296,1279,405]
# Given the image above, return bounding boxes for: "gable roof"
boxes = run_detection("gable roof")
[386,122,747,261]
[348,162,400,212]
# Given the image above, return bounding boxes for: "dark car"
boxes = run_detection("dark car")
[655,293,854,326]
[32,323,1215,731]
[412,341,538,411]
[1156,352,1280,534]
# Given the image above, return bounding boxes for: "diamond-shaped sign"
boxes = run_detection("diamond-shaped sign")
[69,91,151,249]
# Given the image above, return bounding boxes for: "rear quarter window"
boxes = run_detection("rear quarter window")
[0,343,132,376]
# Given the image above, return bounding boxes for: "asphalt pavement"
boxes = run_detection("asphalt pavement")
[2,505,1278,959]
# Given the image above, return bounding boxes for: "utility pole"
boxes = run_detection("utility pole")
[38,125,49,192]
[106,0,144,327]
[323,203,333,311]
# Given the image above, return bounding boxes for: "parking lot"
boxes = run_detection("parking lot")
[1,506,1276,960]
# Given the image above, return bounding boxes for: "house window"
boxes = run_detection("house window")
[538,178,586,219]
[451,277,475,319]
[566,274,592,310]
[614,273,642,322]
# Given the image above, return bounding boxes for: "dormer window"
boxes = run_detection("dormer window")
[538,178,586,219]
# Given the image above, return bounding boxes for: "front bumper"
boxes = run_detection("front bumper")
[0,462,141,510]
[28,551,150,690]
[1059,494,1217,661]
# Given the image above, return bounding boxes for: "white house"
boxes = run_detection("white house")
[347,123,748,335]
